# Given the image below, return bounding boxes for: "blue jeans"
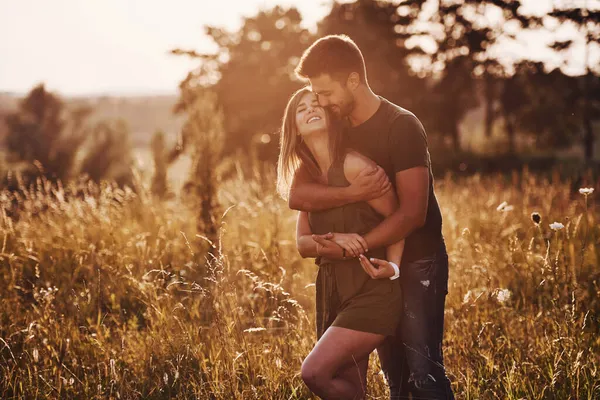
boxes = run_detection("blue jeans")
[382,240,454,399]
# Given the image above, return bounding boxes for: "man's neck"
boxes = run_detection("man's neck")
[348,86,381,127]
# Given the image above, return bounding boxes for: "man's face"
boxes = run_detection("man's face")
[310,73,355,118]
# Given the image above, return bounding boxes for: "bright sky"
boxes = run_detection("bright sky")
[0,0,595,96]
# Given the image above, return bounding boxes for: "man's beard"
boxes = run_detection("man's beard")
[330,94,355,118]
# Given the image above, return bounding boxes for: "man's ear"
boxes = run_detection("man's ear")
[347,72,360,90]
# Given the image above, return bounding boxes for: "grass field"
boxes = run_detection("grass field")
[0,165,598,399]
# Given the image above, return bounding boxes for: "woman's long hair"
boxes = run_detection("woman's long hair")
[276,87,346,200]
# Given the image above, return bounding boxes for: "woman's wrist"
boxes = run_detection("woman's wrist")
[388,261,400,280]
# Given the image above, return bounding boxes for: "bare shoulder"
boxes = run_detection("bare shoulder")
[343,150,377,183]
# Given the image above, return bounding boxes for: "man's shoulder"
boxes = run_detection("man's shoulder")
[379,97,420,126]
[380,98,428,146]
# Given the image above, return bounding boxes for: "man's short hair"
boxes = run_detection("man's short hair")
[295,35,367,83]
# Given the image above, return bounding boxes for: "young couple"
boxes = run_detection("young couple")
[276,35,454,399]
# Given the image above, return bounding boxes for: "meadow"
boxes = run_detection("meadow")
[0,165,598,399]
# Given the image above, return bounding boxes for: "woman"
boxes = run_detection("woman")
[277,87,405,399]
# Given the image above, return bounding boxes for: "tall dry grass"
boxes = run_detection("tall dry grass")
[0,166,598,399]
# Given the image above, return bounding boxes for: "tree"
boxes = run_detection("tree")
[2,84,134,187]
[424,1,540,150]
[181,92,225,256]
[546,3,600,161]
[79,119,134,187]
[173,6,313,161]
[150,130,183,199]
[4,84,87,182]
[317,0,429,114]
[499,61,581,151]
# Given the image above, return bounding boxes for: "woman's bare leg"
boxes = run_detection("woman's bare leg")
[301,326,385,399]
[335,358,369,399]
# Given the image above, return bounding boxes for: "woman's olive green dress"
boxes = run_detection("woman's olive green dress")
[308,155,403,339]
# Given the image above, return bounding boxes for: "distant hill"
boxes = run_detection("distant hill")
[0,93,185,148]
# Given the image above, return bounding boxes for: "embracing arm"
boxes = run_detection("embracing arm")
[343,152,405,265]
[363,166,429,250]
[288,163,391,212]
[296,211,344,259]
[363,114,431,250]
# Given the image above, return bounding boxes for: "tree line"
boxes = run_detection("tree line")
[173,0,600,163]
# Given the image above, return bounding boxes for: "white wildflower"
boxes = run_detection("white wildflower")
[496,201,514,212]
[549,222,564,231]
[579,188,594,195]
[33,348,39,362]
[243,327,267,333]
[496,289,511,304]
[463,290,473,304]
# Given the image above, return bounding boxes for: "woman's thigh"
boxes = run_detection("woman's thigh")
[303,326,385,379]
[336,357,369,394]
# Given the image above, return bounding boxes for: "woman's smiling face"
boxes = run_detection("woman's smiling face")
[295,92,328,137]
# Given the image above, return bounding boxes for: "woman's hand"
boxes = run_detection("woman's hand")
[329,232,368,257]
[358,254,397,279]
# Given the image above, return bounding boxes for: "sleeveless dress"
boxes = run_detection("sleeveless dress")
[308,154,403,339]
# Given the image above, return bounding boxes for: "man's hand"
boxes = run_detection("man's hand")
[312,233,344,260]
[349,166,392,203]
[358,255,397,279]
[330,233,368,257]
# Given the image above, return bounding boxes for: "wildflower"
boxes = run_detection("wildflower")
[531,212,541,225]
[33,348,39,362]
[463,290,473,304]
[243,327,267,333]
[497,201,514,212]
[496,289,511,304]
[579,187,594,196]
[549,222,564,231]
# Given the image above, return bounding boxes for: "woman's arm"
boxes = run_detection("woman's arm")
[296,211,317,258]
[296,211,345,259]
[344,151,405,266]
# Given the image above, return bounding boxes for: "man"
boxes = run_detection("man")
[289,35,454,399]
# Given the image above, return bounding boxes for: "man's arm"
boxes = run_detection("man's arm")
[362,114,432,250]
[296,211,345,260]
[288,162,391,212]
[363,166,429,250]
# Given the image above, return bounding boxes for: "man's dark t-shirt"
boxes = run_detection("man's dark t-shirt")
[346,97,443,263]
